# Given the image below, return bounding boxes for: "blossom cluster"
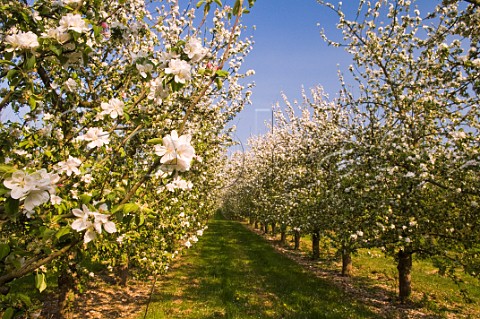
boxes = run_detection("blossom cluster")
[3,169,59,217]
[155,130,196,172]
[71,204,117,243]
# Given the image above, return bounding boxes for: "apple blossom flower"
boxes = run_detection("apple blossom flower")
[63,0,83,6]
[165,59,191,84]
[64,78,78,92]
[450,131,467,140]
[81,174,93,184]
[59,13,89,34]
[45,27,71,44]
[71,204,116,243]
[93,213,117,234]
[136,62,153,78]
[148,77,169,105]
[50,194,62,205]
[101,98,124,119]
[116,234,125,244]
[3,169,59,216]
[43,113,54,121]
[404,172,415,178]
[184,38,208,62]
[166,176,193,192]
[154,130,195,172]
[76,127,110,149]
[4,31,39,52]
[3,170,34,199]
[57,156,82,176]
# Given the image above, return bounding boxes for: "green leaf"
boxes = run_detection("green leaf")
[196,0,205,8]
[0,187,9,196]
[0,164,16,174]
[215,69,229,77]
[6,69,18,81]
[2,307,15,319]
[0,59,16,66]
[147,137,163,145]
[136,213,145,226]
[35,273,47,293]
[123,203,140,214]
[233,0,241,15]
[215,77,223,89]
[0,243,10,260]
[28,96,36,110]
[16,293,32,307]
[25,53,36,70]
[214,0,223,6]
[92,24,103,39]
[5,197,19,216]
[55,226,71,240]
[49,43,62,56]
[80,194,92,205]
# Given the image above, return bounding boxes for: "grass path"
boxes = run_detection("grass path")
[142,214,379,319]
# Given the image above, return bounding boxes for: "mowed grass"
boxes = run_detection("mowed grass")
[285,232,480,318]
[142,214,379,319]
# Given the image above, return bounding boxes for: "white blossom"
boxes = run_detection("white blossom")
[165,59,191,84]
[101,98,124,119]
[57,156,82,176]
[155,130,195,172]
[59,13,89,34]
[77,127,110,149]
[5,31,39,52]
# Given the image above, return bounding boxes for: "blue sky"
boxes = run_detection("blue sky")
[231,1,441,149]
[232,0,352,147]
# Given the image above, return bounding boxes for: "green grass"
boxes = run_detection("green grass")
[142,214,379,319]
[282,232,480,318]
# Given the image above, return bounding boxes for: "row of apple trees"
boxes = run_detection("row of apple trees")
[0,0,255,316]
[222,0,479,303]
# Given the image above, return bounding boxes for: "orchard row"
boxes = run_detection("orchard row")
[222,0,480,303]
[0,0,254,317]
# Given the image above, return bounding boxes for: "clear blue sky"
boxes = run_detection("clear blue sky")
[233,0,352,147]
[231,0,440,149]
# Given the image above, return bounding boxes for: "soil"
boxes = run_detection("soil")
[39,274,153,319]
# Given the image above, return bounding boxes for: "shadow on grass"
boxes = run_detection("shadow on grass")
[144,214,380,319]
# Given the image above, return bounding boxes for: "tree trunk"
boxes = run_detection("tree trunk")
[254,220,259,229]
[263,223,268,234]
[312,229,320,260]
[294,230,300,250]
[397,249,413,303]
[341,248,353,277]
[58,267,76,319]
[249,217,254,225]
[271,223,276,236]
[116,254,129,287]
[280,231,286,245]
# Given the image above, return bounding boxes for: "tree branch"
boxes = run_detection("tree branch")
[464,0,480,6]
[0,239,79,294]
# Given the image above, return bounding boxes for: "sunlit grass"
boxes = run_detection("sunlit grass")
[142,214,379,319]
[269,229,480,318]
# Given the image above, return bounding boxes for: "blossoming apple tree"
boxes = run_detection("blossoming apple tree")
[223,0,479,304]
[0,0,255,314]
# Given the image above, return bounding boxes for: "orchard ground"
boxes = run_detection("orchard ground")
[37,213,480,319]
